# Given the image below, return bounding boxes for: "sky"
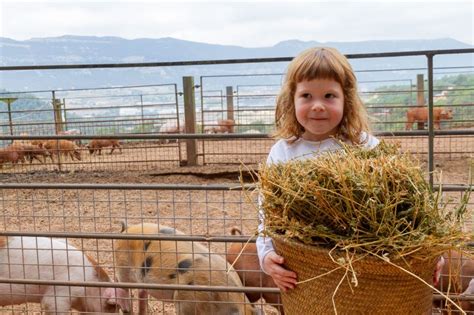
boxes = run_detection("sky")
[0,0,473,47]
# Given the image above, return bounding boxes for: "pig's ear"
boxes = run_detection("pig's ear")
[103,288,131,312]
[432,256,445,287]
[462,279,474,295]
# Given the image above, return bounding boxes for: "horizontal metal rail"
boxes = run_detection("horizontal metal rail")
[2,231,473,253]
[376,130,474,136]
[1,49,472,71]
[0,182,470,191]
[0,278,277,293]
[0,231,256,242]
[0,117,164,127]
[0,182,252,190]
[1,129,474,141]
[0,133,272,140]
[9,118,159,126]
[366,103,474,109]
[0,83,176,95]
[0,102,176,115]
[0,278,473,302]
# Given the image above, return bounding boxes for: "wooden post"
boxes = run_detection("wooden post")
[0,98,18,141]
[416,74,425,130]
[51,91,63,171]
[183,76,197,166]
[52,91,64,134]
[226,86,234,121]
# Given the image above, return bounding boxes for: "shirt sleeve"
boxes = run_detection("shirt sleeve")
[362,132,380,149]
[256,141,285,273]
[256,197,275,274]
[266,139,287,164]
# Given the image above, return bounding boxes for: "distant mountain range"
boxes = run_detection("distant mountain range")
[0,36,472,91]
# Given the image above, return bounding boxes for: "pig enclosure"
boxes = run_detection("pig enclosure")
[1,48,474,314]
[0,133,473,314]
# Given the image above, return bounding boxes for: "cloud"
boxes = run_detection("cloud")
[1,1,472,46]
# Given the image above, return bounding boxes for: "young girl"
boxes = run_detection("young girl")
[256,47,380,292]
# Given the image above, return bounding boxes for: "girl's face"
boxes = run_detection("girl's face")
[294,78,344,141]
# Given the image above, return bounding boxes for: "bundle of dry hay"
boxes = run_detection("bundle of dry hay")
[258,141,470,262]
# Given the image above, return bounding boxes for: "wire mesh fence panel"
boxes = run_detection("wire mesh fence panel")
[0,184,278,314]
[434,189,474,314]
[199,74,283,136]
[0,52,473,177]
[56,84,180,136]
[0,132,472,190]
[0,138,183,173]
[0,90,57,150]
[198,138,273,166]
[0,83,181,142]
[1,184,473,314]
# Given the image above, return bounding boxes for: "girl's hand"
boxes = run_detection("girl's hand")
[263,251,297,292]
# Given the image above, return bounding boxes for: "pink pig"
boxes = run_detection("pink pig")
[0,236,130,314]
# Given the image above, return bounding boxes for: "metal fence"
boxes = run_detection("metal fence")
[0,50,473,184]
[0,183,473,314]
[0,84,180,136]
[0,49,474,314]
[0,132,471,188]
[0,183,273,314]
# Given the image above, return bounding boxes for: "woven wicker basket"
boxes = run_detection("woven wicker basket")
[272,234,434,315]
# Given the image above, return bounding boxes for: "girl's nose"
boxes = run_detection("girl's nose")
[311,101,325,112]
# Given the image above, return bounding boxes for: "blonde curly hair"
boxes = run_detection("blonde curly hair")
[274,47,370,144]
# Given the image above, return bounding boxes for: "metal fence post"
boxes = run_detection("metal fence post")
[140,94,145,133]
[427,55,435,188]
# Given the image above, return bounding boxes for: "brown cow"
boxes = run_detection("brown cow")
[87,139,122,155]
[405,107,453,130]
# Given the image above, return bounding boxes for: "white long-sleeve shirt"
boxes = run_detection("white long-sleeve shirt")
[256,133,380,273]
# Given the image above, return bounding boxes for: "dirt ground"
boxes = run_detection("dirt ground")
[0,136,473,314]
[1,135,472,183]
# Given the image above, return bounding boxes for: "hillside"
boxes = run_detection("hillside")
[0,36,472,91]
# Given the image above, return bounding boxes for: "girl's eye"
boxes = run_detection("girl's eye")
[301,93,311,99]
[325,93,336,99]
